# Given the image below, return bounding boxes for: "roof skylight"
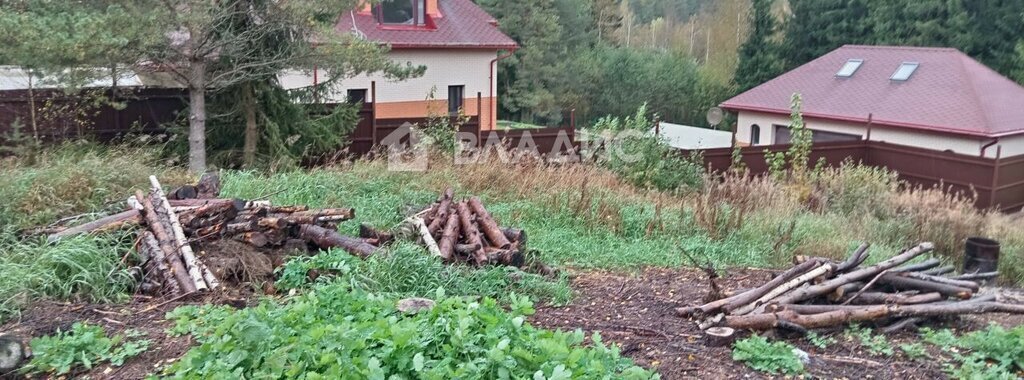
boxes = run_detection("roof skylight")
[891,62,919,81]
[836,59,863,77]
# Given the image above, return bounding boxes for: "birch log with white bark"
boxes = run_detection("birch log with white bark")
[150,176,215,290]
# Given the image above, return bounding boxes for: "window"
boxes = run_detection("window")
[375,0,426,25]
[773,124,860,144]
[448,85,464,116]
[836,59,863,77]
[750,124,761,145]
[347,89,368,104]
[891,62,919,81]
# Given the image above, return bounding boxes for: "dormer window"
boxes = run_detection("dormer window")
[375,0,426,26]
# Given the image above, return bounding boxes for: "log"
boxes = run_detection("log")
[773,243,933,305]
[828,282,866,302]
[704,327,736,347]
[894,271,980,292]
[501,227,527,247]
[359,224,394,245]
[731,262,837,315]
[178,201,240,229]
[721,259,822,314]
[135,190,197,293]
[281,208,355,225]
[46,210,141,242]
[485,247,525,267]
[268,205,309,213]
[841,292,943,305]
[951,272,999,281]
[167,185,198,200]
[437,213,460,261]
[725,301,1024,331]
[150,176,216,291]
[455,202,488,263]
[196,172,221,198]
[409,217,442,257]
[298,224,378,258]
[225,221,260,236]
[877,274,973,299]
[468,196,511,249]
[881,317,925,334]
[836,243,871,272]
[921,265,955,276]
[234,232,270,248]
[893,258,942,273]
[138,231,181,296]
[455,243,483,256]
[168,198,244,209]
[427,188,454,237]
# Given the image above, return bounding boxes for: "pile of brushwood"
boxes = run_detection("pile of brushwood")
[678,243,1022,344]
[47,178,551,297]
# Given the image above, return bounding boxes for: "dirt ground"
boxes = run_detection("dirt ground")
[530,267,1024,380]
[3,266,1023,379]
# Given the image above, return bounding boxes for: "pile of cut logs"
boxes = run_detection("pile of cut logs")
[48,174,360,296]
[402,188,528,267]
[679,242,1022,342]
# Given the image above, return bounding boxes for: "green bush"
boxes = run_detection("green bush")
[732,335,804,375]
[596,105,703,192]
[162,285,658,379]
[22,322,149,376]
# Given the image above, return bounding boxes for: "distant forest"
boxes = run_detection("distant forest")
[479,0,1024,128]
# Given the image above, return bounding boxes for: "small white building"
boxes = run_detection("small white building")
[722,45,1024,158]
[652,122,732,150]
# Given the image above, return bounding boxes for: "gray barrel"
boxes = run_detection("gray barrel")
[963,237,1000,274]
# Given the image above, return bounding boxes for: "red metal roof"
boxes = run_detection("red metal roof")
[721,45,1024,138]
[336,0,517,50]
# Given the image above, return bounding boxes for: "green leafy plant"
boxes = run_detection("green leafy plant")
[806,331,836,349]
[732,335,804,375]
[161,284,657,379]
[921,325,1024,379]
[22,322,149,375]
[764,93,813,182]
[596,105,703,192]
[845,324,894,356]
[900,343,929,360]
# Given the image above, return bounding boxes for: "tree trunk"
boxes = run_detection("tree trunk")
[774,243,933,305]
[47,210,141,242]
[150,176,216,290]
[242,82,258,168]
[725,301,1024,331]
[298,224,378,258]
[468,197,511,249]
[136,190,197,293]
[187,61,208,174]
[721,259,823,314]
[437,213,460,262]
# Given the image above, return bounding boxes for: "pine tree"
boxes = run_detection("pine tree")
[781,0,871,70]
[734,0,784,92]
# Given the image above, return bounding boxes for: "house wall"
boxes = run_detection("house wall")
[734,110,1004,157]
[279,49,499,129]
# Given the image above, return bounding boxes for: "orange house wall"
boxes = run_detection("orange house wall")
[375,97,497,130]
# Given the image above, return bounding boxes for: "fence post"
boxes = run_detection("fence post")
[476,92,483,148]
[991,146,1002,209]
[370,81,377,147]
[570,108,576,130]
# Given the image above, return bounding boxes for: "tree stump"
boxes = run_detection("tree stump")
[704,327,736,347]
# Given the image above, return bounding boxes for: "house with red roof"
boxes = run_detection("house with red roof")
[722,45,1024,158]
[279,0,517,130]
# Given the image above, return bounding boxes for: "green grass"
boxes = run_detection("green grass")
[0,233,137,322]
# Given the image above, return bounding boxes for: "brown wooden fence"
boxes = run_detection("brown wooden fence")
[0,88,185,142]
[690,141,1024,212]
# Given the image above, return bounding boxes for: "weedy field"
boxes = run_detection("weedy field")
[1,143,1023,379]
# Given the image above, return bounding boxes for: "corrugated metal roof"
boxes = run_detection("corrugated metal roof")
[721,45,1024,138]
